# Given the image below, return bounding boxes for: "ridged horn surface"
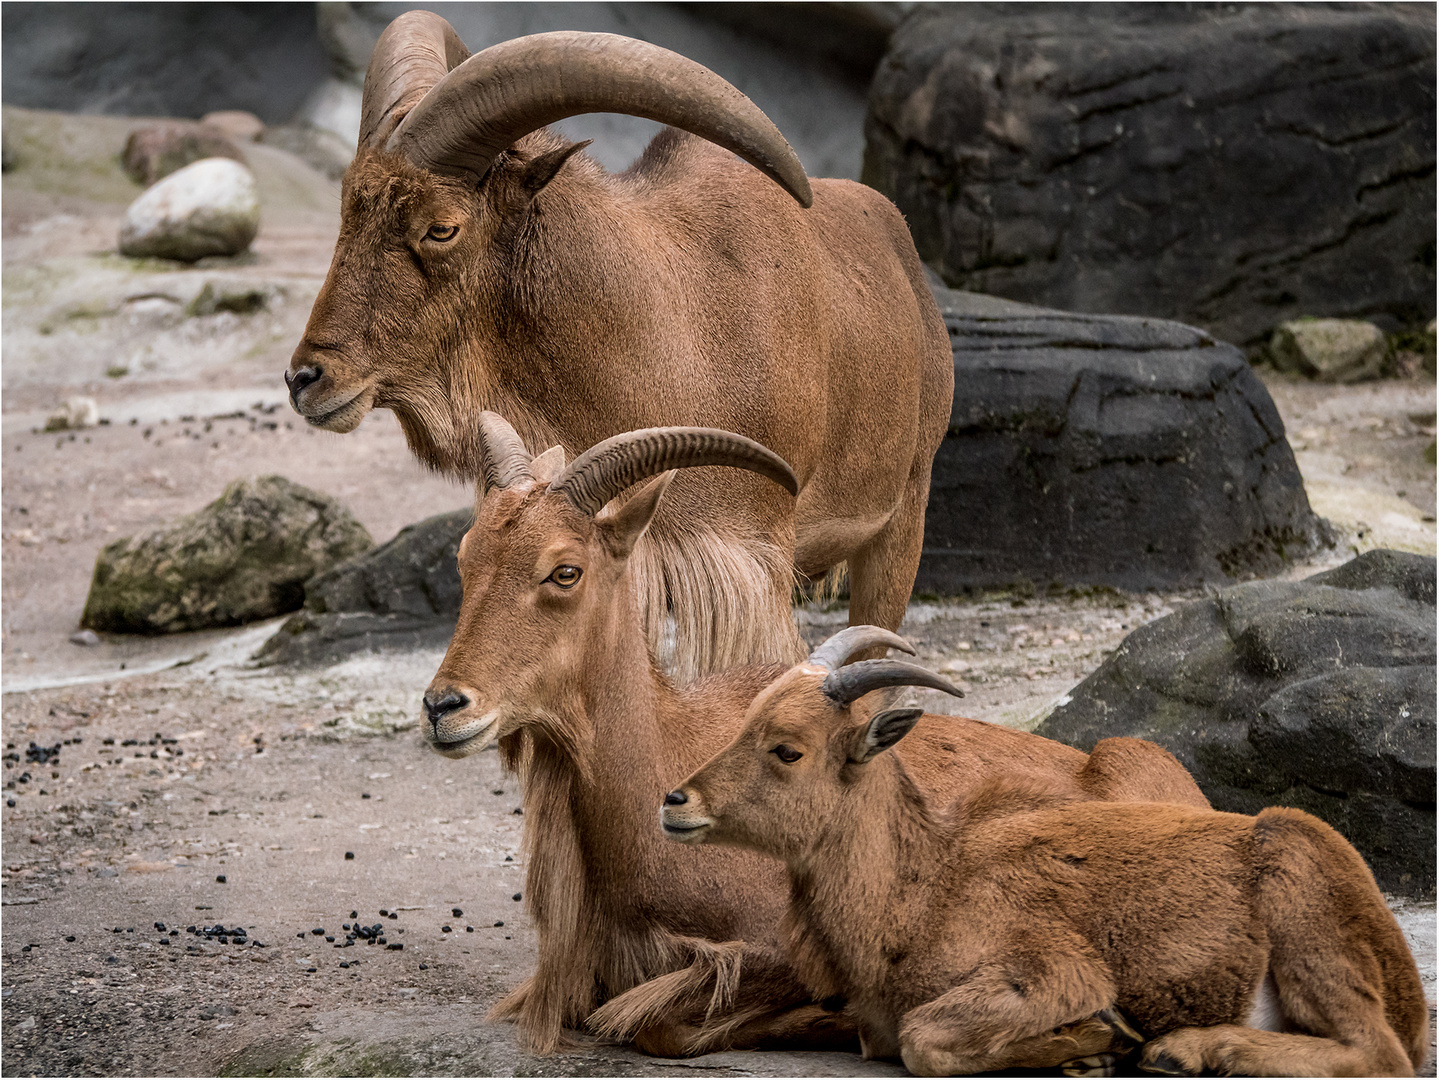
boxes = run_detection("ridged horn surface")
[551,427,798,517]
[386,30,813,206]
[477,411,534,491]
[359,10,471,149]
[821,660,966,706]
[807,626,915,672]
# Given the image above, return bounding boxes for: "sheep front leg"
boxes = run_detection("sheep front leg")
[589,941,857,1057]
[897,948,1127,1076]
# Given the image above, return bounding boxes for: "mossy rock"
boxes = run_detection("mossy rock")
[81,476,372,634]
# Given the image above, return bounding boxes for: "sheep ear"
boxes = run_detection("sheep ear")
[519,140,591,198]
[529,445,567,485]
[850,708,924,764]
[596,471,676,558]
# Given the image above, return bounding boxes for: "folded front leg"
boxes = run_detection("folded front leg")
[898,941,1123,1077]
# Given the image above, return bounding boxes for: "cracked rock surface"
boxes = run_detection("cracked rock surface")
[1036,548,1436,898]
[865,3,1436,346]
[919,282,1330,593]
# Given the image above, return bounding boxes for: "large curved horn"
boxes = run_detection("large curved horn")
[386,30,813,207]
[359,11,471,149]
[807,626,915,672]
[550,427,798,517]
[478,411,534,491]
[821,660,966,706]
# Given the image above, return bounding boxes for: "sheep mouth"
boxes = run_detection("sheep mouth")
[427,712,502,758]
[660,815,712,842]
[302,387,372,432]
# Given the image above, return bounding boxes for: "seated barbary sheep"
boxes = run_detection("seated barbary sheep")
[662,678,1429,1077]
[422,413,1212,1057]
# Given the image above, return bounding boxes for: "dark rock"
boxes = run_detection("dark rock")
[81,476,373,635]
[255,509,470,667]
[865,4,1437,346]
[1035,549,1437,897]
[916,283,1330,593]
[0,3,327,124]
[121,122,244,187]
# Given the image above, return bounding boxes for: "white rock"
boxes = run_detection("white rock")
[46,396,99,430]
[1268,319,1389,384]
[119,158,259,262]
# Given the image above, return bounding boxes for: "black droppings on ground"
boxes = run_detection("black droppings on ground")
[512,893,522,902]
[493,921,503,928]
[452,908,463,917]
[344,851,354,860]
[215,874,226,883]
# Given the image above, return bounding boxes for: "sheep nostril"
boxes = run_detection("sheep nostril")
[663,790,688,806]
[423,691,469,727]
[287,365,323,400]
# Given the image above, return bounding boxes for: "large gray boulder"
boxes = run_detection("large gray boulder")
[0,2,327,123]
[255,509,470,667]
[1035,549,1436,898]
[81,476,373,635]
[917,284,1330,594]
[119,157,260,262]
[864,4,1436,346]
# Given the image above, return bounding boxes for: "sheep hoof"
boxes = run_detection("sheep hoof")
[1138,1050,1194,1076]
[1062,1052,1121,1077]
[1096,1006,1146,1045]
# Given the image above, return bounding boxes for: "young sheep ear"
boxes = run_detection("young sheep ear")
[529,445,567,485]
[850,708,924,764]
[596,471,676,558]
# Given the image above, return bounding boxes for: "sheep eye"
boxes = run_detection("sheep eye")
[426,224,459,242]
[771,745,802,764]
[548,565,582,589]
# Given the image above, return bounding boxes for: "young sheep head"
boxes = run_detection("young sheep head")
[286,11,811,467]
[661,627,964,859]
[422,411,798,759]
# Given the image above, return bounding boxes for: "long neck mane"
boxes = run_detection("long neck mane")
[783,758,943,1005]
[498,573,700,1049]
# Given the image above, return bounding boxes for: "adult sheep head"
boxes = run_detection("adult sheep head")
[286,11,812,463]
[422,412,799,758]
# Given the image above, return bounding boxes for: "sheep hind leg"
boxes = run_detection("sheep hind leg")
[1139,1024,1412,1078]
[844,460,931,662]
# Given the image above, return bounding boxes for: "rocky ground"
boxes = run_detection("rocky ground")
[2,105,1434,1076]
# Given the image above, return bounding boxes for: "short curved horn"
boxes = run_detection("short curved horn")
[807,626,915,672]
[550,427,798,517]
[359,10,471,149]
[386,30,812,206]
[478,411,534,491]
[821,660,965,706]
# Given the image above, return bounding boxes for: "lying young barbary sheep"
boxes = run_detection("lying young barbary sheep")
[287,12,954,684]
[425,414,1210,1057]
[663,685,1429,1076]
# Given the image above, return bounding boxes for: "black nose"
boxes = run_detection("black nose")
[424,690,469,726]
[663,790,688,806]
[286,365,322,402]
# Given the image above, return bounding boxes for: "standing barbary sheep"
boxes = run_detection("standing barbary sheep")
[425,414,1210,1056]
[286,11,954,683]
[663,689,1429,1076]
